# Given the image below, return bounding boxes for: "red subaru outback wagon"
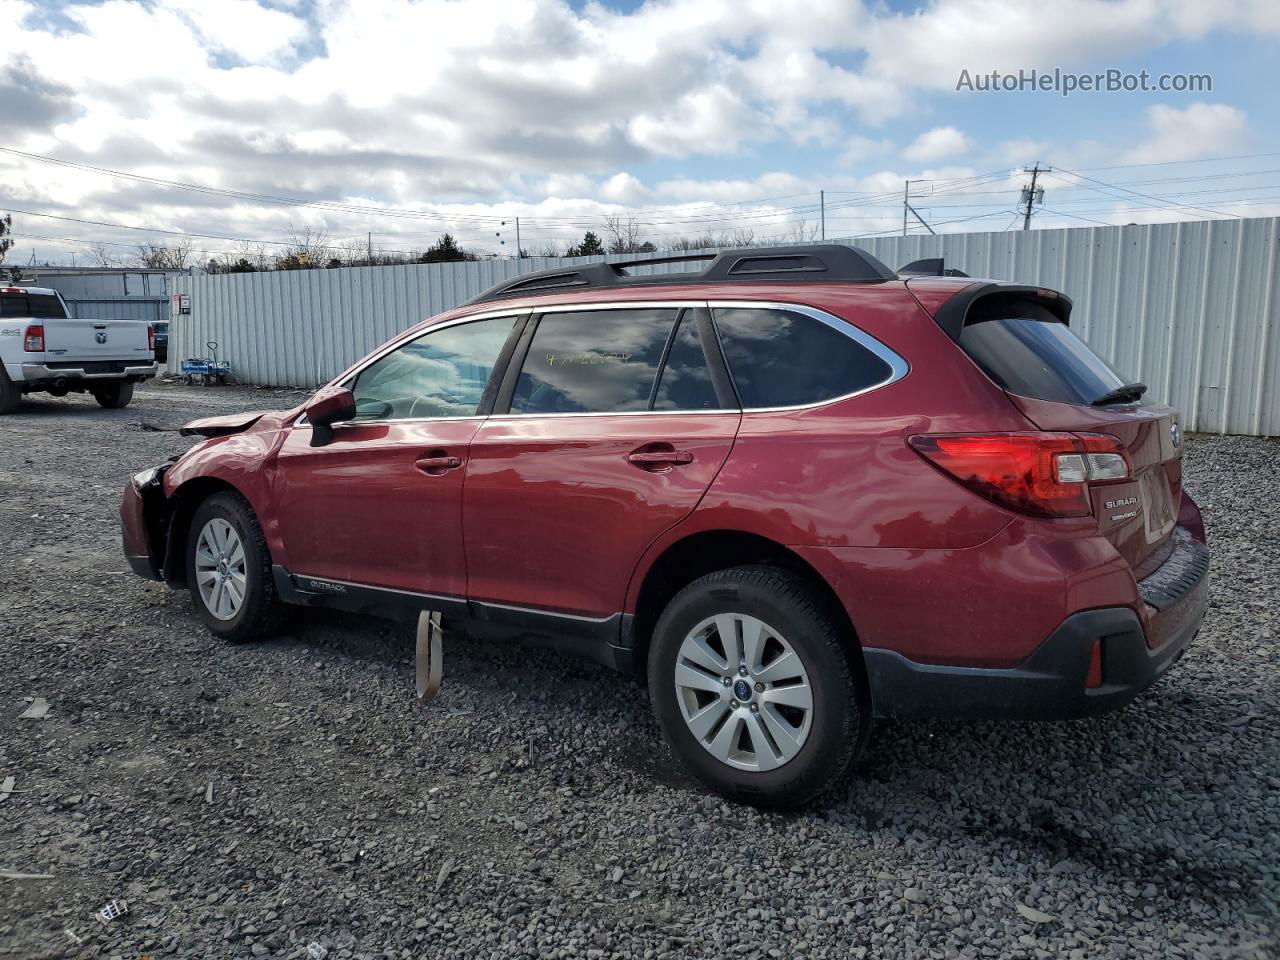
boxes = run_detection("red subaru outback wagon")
[121,245,1209,806]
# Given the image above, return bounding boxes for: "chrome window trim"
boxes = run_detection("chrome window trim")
[532,300,704,314]
[293,299,908,428]
[488,298,908,419]
[707,300,909,414]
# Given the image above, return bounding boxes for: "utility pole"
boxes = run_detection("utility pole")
[902,180,935,235]
[819,190,825,241]
[515,217,522,259]
[367,231,372,264]
[1020,164,1050,231]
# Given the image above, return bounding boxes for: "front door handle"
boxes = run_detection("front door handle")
[627,446,694,472]
[415,454,462,476]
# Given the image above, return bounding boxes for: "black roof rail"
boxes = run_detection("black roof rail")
[465,244,898,305]
[897,257,970,278]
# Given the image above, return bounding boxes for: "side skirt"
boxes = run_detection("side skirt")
[272,566,635,672]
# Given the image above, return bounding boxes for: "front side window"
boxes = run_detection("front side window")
[351,315,515,420]
[511,309,678,414]
[713,307,894,409]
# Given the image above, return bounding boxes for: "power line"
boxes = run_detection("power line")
[1048,167,1245,220]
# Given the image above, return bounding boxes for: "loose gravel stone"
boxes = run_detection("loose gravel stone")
[0,382,1277,959]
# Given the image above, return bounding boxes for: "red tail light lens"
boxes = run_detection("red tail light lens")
[23,324,44,352]
[908,432,1131,519]
[147,324,155,351]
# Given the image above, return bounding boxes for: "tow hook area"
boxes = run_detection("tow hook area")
[416,610,443,701]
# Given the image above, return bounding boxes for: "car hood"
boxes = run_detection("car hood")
[178,410,275,438]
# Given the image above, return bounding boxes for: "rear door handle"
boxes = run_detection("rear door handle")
[415,454,462,475]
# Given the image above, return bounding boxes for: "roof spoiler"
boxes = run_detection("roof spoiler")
[897,258,969,278]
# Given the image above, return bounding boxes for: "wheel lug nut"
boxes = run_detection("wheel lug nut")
[738,666,748,677]
[722,677,732,687]
[750,704,759,713]
[754,682,764,693]
[730,700,740,709]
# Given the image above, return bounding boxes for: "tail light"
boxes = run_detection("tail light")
[147,324,155,351]
[23,324,44,352]
[908,432,1131,519]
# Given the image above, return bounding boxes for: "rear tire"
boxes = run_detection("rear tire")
[0,367,21,414]
[647,565,870,808]
[93,381,135,409]
[186,492,280,642]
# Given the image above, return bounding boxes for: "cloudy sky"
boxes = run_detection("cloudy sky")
[1,0,1278,265]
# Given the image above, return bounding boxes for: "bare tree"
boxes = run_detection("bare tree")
[88,242,124,267]
[274,224,333,270]
[660,228,761,252]
[134,238,193,269]
[785,219,820,243]
[603,214,655,254]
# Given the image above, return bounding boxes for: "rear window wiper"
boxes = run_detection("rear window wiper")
[1092,382,1147,406]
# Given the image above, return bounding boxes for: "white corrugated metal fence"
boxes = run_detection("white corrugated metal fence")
[171,217,1280,435]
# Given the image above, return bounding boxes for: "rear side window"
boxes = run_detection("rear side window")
[959,299,1128,405]
[653,313,721,411]
[713,307,894,409]
[1,293,67,319]
[511,309,677,414]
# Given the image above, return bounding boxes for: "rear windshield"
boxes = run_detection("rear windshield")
[0,293,67,319]
[959,298,1128,405]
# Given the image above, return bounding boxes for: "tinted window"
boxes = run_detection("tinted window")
[351,316,515,420]
[714,308,893,408]
[512,309,677,414]
[653,313,721,411]
[959,300,1128,405]
[1,293,67,319]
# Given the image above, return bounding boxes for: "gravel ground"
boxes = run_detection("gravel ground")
[1,381,1277,960]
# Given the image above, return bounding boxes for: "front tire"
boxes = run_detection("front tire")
[186,492,279,642]
[92,381,135,408]
[647,566,869,808]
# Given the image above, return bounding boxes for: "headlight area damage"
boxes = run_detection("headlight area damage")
[121,410,286,581]
[120,463,172,581]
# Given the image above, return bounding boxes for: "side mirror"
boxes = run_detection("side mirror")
[305,385,356,447]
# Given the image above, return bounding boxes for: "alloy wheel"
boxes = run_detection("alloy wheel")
[673,613,814,771]
[194,518,248,621]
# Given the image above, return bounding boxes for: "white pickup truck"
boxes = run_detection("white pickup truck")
[0,285,158,413]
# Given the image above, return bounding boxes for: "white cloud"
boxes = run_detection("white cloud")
[903,126,973,163]
[159,0,306,63]
[0,0,1271,263]
[1122,102,1248,164]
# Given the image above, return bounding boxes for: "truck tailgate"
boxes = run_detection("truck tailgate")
[44,319,152,362]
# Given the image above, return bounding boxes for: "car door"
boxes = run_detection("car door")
[463,304,742,618]
[274,313,523,601]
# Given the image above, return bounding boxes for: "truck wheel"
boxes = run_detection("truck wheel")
[186,492,280,642]
[647,565,870,809]
[0,367,20,414]
[92,381,135,409]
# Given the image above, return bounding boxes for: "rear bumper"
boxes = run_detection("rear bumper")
[21,361,158,382]
[864,529,1209,721]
